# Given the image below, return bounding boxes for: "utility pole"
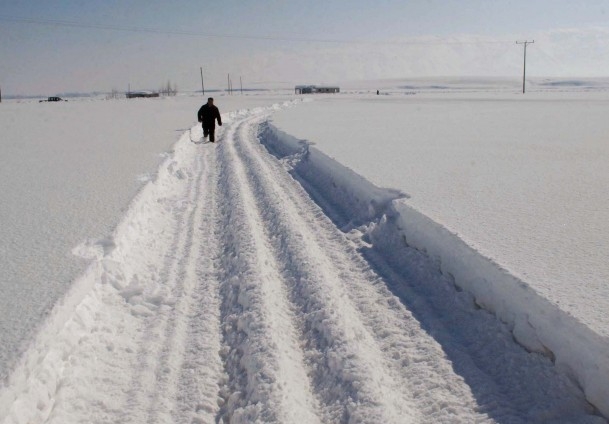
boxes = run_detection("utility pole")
[200,67,205,96]
[227,73,230,95]
[516,40,534,94]
[240,76,243,95]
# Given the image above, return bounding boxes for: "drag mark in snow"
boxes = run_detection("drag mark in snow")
[171,141,225,423]
[121,141,208,422]
[0,131,228,423]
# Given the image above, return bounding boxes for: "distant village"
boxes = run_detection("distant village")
[0,80,343,102]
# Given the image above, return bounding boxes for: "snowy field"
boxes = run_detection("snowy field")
[0,94,289,381]
[272,84,609,338]
[1,80,609,423]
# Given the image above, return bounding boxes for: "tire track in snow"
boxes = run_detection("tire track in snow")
[227,117,407,422]
[229,114,495,423]
[213,112,322,424]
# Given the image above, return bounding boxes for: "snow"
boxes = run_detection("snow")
[0,94,293,383]
[0,82,608,423]
[271,88,609,337]
[269,84,609,417]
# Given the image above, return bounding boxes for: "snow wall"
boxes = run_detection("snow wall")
[261,121,609,419]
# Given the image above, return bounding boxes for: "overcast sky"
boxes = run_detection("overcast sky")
[2,0,609,96]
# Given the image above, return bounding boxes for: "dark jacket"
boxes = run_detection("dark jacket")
[197,104,222,126]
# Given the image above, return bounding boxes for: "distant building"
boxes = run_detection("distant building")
[39,97,67,103]
[295,85,340,94]
[126,91,159,99]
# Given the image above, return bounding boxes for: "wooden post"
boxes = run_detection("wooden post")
[516,40,534,94]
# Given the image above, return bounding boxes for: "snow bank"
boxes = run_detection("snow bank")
[260,122,609,418]
[258,121,407,227]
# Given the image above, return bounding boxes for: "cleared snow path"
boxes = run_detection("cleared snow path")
[0,102,605,423]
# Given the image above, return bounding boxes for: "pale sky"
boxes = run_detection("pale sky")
[2,0,609,96]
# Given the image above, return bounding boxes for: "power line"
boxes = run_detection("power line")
[0,15,513,46]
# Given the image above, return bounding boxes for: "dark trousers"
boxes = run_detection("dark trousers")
[203,122,216,142]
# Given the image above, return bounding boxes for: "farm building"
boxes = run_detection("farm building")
[126,91,160,99]
[295,85,340,94]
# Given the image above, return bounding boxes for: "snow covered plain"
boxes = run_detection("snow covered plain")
[0,94,288,382]
[0,81,608,423]
[273,83,609,340]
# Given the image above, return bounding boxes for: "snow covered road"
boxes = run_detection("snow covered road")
[0,103,604,423]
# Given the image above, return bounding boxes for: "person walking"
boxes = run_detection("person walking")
[197,97,222,143]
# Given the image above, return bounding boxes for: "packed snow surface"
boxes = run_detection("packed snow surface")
[0,83,608,422]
